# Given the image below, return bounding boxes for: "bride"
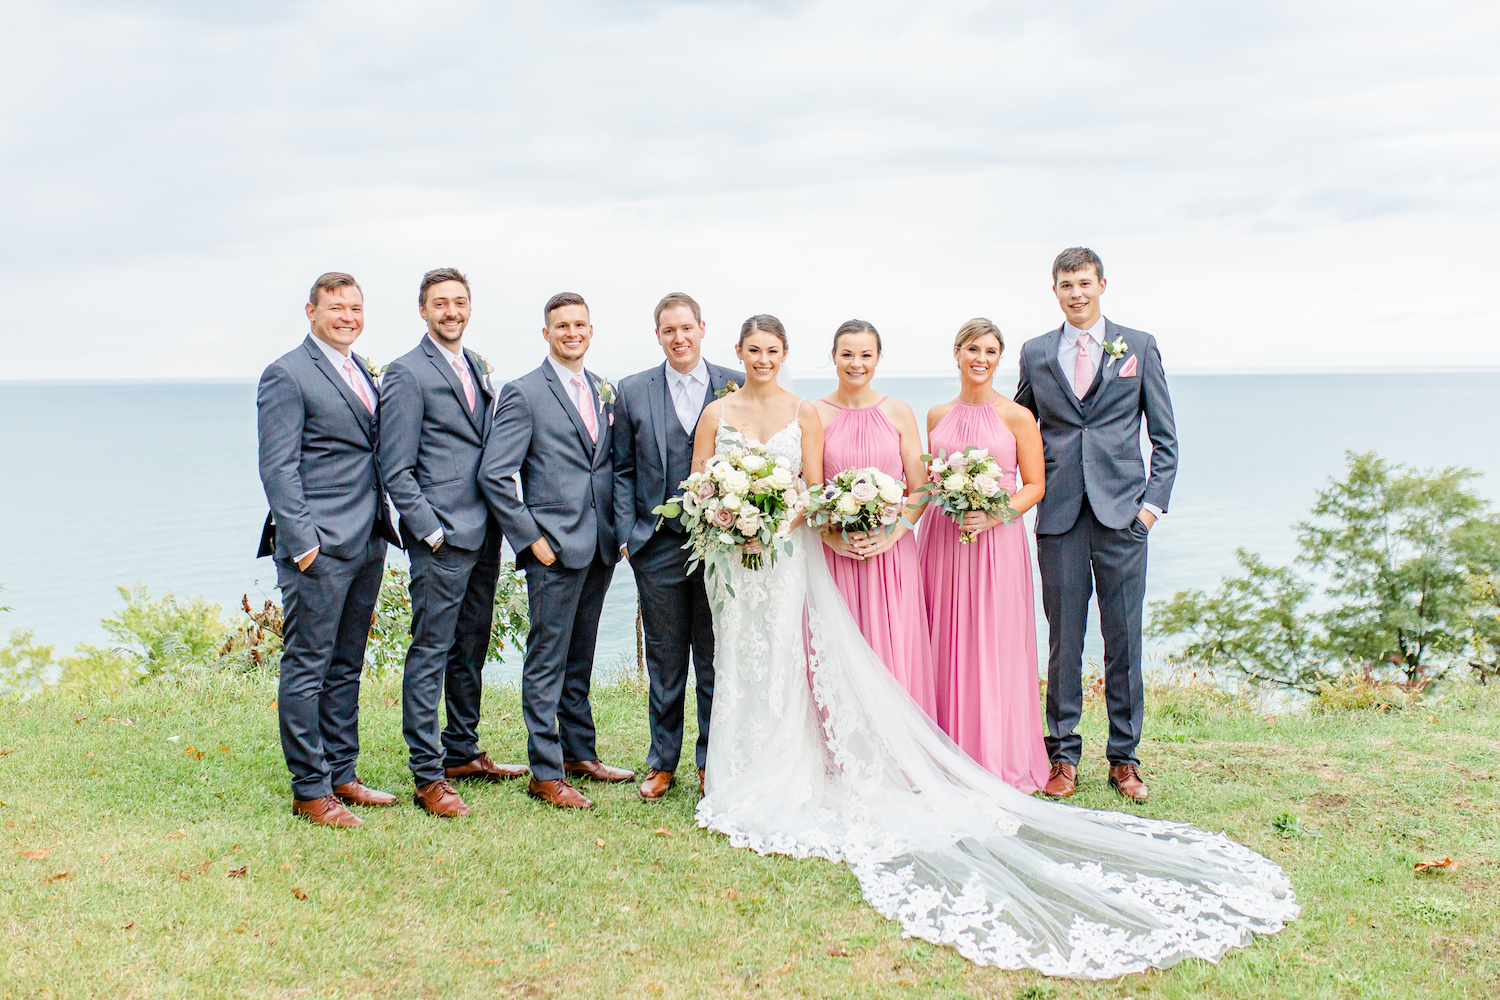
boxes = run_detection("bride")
[687,315,1297,980]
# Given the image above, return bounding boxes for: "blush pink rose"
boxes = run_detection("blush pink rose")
[711,506,737,528]
[850,480,879,503]
[696,480,717,500]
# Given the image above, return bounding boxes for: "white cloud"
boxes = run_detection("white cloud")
[1,0,1496,380]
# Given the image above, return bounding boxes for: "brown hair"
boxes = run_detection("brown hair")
[309,272,361,307]
[654,292,702,329]
[738,314,788,350]
[832,319,881,355]
[419,267,471,307]
[954,318,1004,356]
[1052,247,1104,283]
[544,291,588,325]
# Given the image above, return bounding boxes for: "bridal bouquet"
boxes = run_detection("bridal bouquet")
[918,446,1019,543]
[805,467,912,541]
[653,443,810,580]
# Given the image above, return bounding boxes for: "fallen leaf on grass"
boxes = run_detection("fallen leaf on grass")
[292,887,307,899]
[217,746,230,753]
[227,865,248,878]
[197,859,212,875]
[167,831,186,839]
[595,838,605,847]
[268,700,277,711]
[47,871,72,883]
[100,853,108,860]
[720,889,739,900]
[178,874,192,882]
[0,747,9,755]
[652,827,674,837]
[465,957,503,965]
[898,980,917,986]
[778,965,791,974]
[384,697,396,708]
[84,753,95,758]
[1415,858,1456,873]
[123,922,134,930]
[826,948,849,958]
[75,716,85,724]
[546,921,556,929]
[184,747,206,760]
[20,849,50,860]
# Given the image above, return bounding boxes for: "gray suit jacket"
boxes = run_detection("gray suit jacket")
[378,337,495,552]
[611,361,741,556]
[480,360,618,570]
[1015,320,1178,535]
[256,335,398,560]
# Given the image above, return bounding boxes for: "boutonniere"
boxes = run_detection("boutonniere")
[714,380,740,399]
[361,358,387,382]
[1103,337,1129,368]
[595,377,615,411]
[472,353,494,377]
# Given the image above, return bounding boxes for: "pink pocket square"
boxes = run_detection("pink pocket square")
[1118,355,1138,377]
[608,412,615,426]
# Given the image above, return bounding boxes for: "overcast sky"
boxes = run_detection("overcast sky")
[1,0,1496,381]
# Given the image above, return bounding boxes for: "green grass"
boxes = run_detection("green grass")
[2,674,1498,999]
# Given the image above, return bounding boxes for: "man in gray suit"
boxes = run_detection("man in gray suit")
[257,272,400,827]
[480,292,633,810]
[1015,247,1178,803]
[379,268,528,820]
[612,292,740,802]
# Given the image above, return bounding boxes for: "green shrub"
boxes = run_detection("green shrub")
[99,584,230,679]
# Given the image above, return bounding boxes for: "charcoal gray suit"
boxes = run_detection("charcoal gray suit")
[379,335,500,786]
[612,360,740,774]
[480,359,618,782]
[257,334,396,801]
[1015,319,1178,767]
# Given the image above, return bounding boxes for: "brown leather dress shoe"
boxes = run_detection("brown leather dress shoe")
[332,779,397,807]
[639,768,675,801]
[414,779,471,818]
[527,777,594,810]
[446,753,529,782]
[565,759,636,783]
[1108,763,1150,803]
[1042,761,1078,799]
[292,794,364,828]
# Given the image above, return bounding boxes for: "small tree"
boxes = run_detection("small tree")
[1297,452,1487,685]
[1454,515,1500,684]
[1147,549,1333,692]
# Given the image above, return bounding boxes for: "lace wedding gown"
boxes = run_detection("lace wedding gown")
[697,416,1297,980]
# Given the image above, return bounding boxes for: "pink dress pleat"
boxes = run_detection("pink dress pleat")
[820,402,939,719]
[916,401,1050,793]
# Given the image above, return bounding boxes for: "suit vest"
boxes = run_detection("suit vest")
[663,408,696,533]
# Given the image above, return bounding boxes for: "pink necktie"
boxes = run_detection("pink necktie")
[343,358,374,413]
[571,372,597,442]
[451,355,475,411]
[1073,334,1094,399]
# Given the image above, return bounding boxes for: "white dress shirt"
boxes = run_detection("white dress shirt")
[665,357,709,434]
[298,335,379,562]
[547,354,590,409]
[1055,316,1162,522]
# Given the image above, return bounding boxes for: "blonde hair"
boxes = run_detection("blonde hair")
[954,317,1003,355]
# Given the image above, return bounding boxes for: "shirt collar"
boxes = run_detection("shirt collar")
[1062,315,1107,345]
[311,333,354,367]
[547,354,585,384]
[427,334,464,366]
[665,357,708,387]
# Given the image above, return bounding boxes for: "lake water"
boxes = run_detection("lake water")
[2,373,1497,681]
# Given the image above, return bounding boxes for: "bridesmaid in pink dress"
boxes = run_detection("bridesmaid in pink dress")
[813,320,938,718]
[917,318,1050,792]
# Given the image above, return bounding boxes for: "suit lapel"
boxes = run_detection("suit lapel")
[1041,327,1085,418]
[422,338,484,436]
[543,361,596,456]
[649,363,670,476]
[467,349,495,440]
[1089,318,1120,402]
[305,336,374,442]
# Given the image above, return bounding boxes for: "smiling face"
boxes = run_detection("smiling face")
[832,331,879,390]
[736,330,786,385]
[421,280,471,349]
[955,333,1001,388]
[543,304,593,368]
[306,284,364,353]
[656,304,705,374]
[1053,266,1106,330]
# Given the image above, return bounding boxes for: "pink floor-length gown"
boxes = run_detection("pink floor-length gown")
[917,400,1050,793]
[820,400,939,718]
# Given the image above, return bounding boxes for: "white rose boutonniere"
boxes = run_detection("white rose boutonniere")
[595,376,615,411]
[1103,336,1129,368]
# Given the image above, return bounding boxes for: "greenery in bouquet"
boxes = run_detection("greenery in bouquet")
[653,443,809,596]
[917,445,1019,543]
[806,466,913,542]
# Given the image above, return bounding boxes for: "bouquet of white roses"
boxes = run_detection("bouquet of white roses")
[805,466,911,541]
[653,443,810,586]
[917,446,1019,543]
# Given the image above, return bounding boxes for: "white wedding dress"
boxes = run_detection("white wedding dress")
[697,416,1298,980]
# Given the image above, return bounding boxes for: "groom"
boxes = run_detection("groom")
[612,293,740,802]
[379,268,528,819]
[1015,247,1178,803]
[480,292,633,810]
